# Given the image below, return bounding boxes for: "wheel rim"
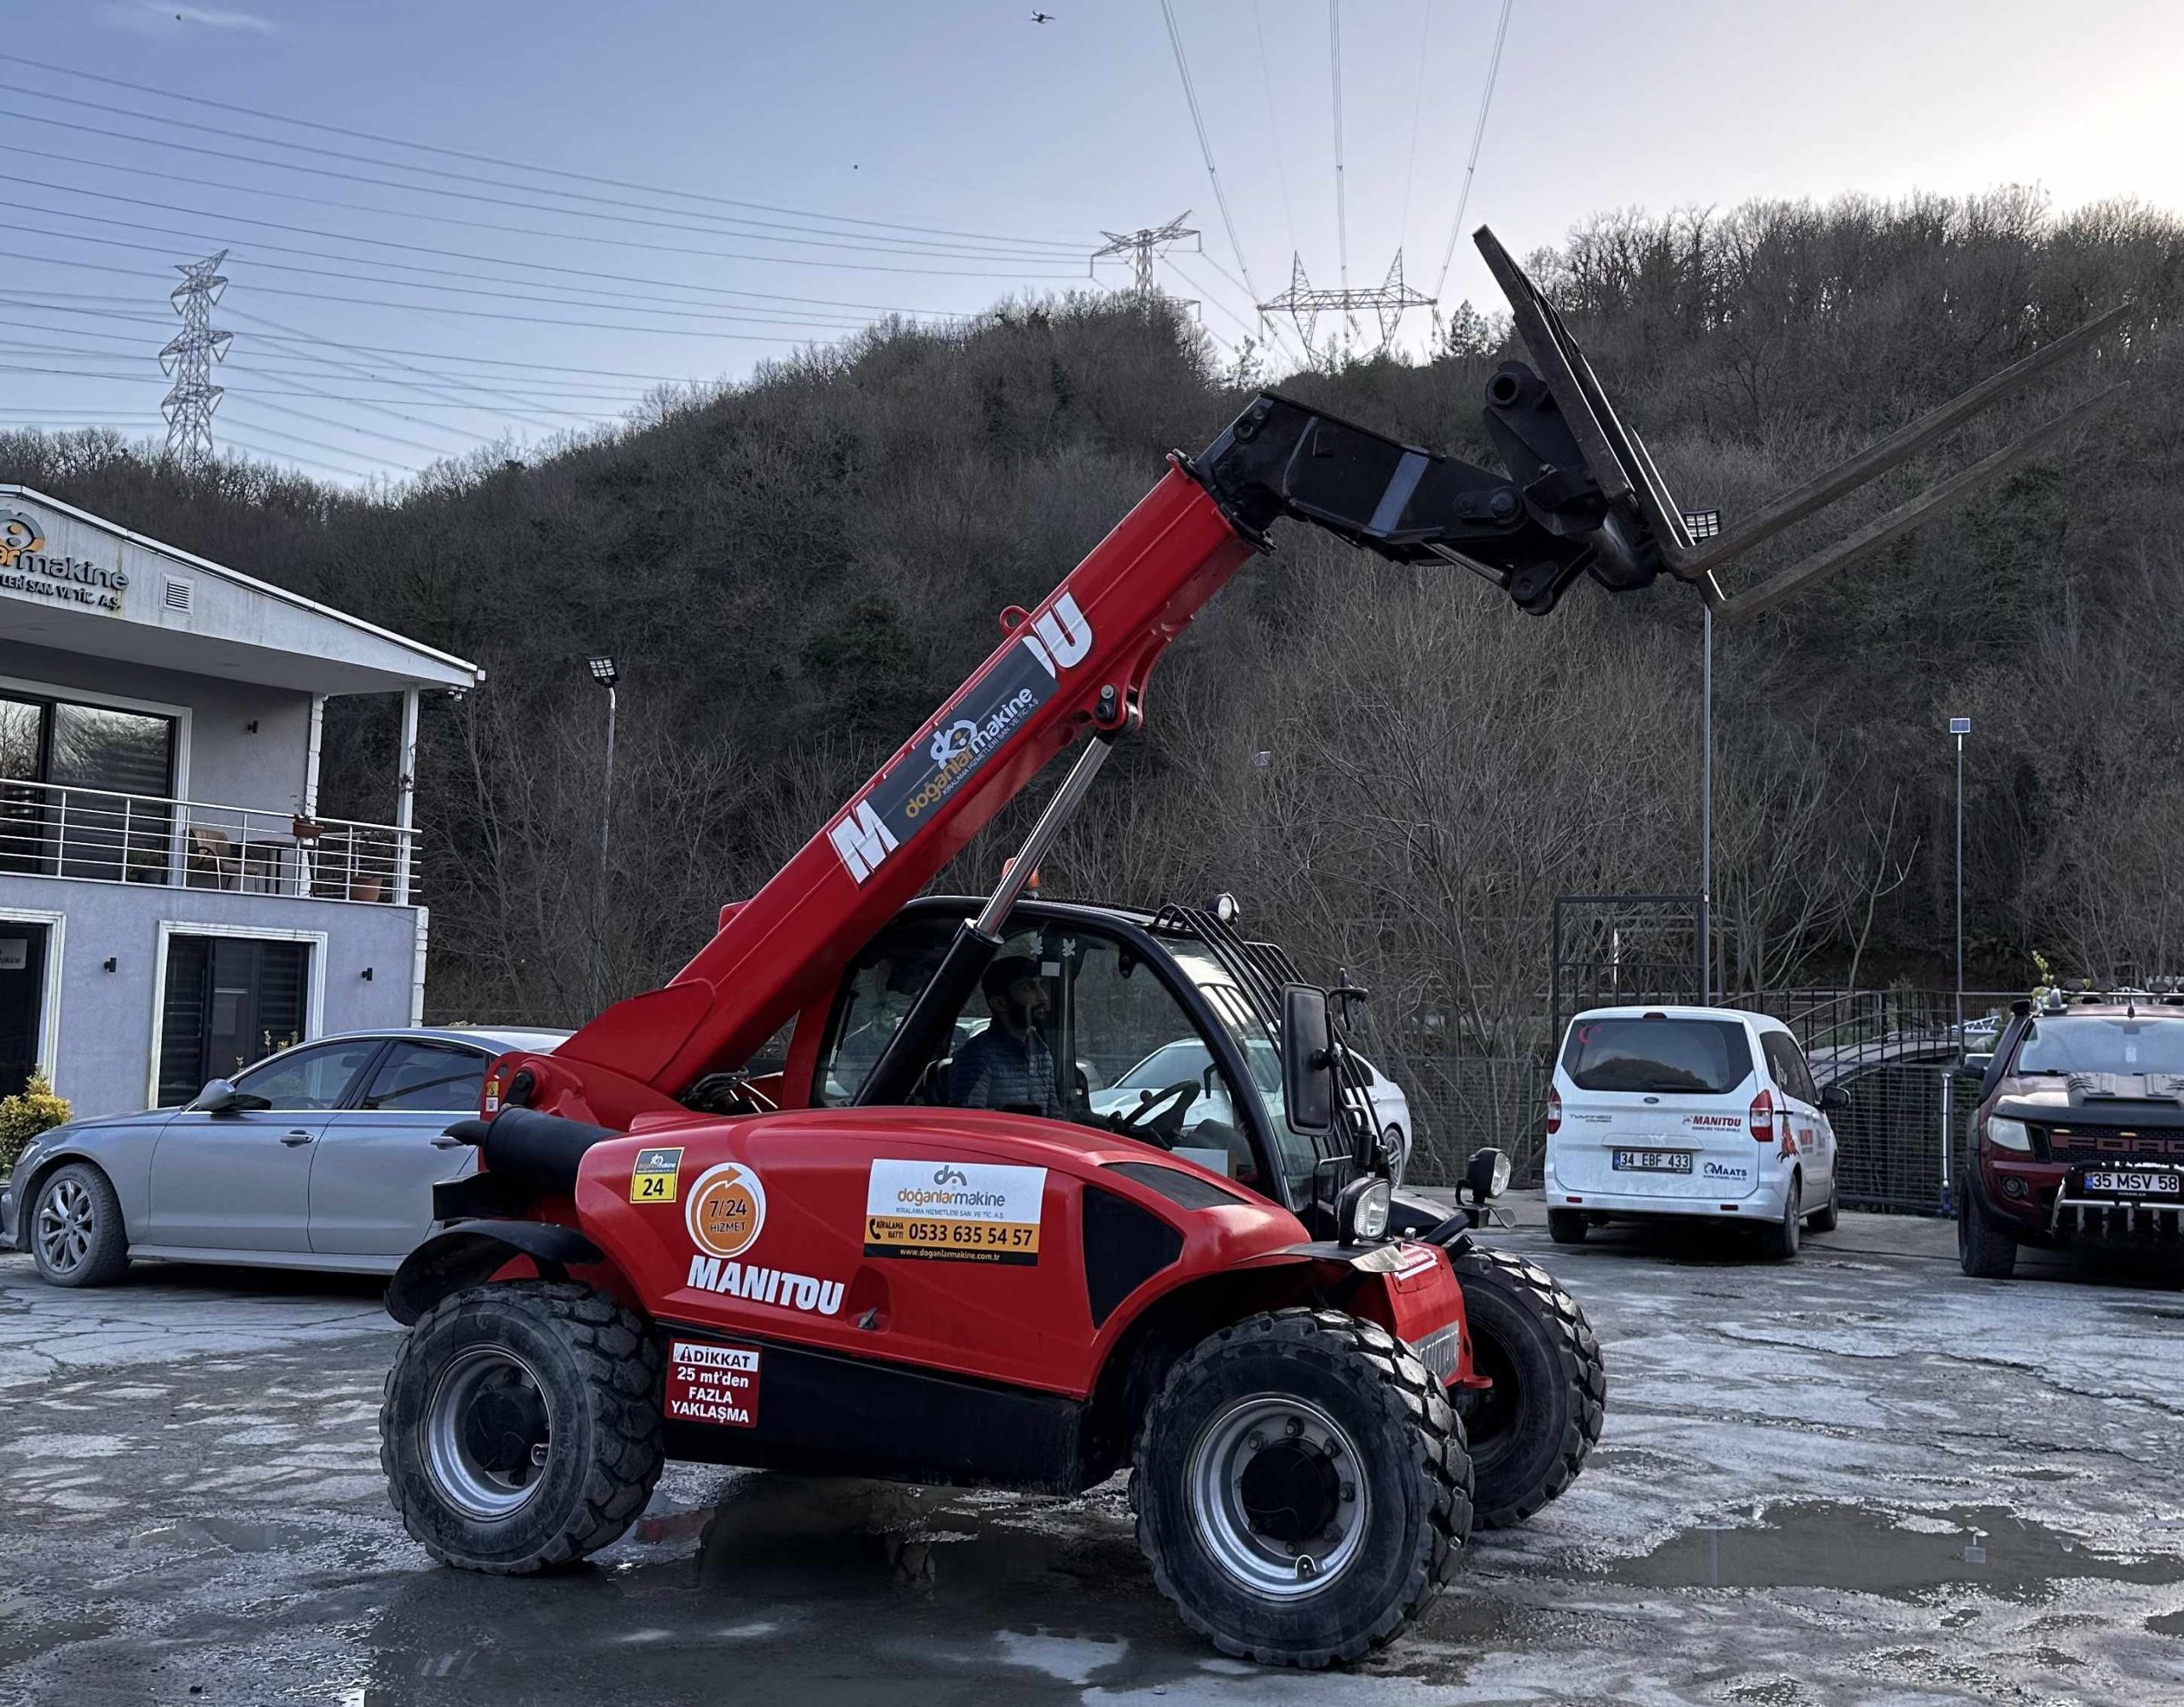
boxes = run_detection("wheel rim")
[36,1177,96,1276]
[1456,1322,1520,1460]
[422,1345,555,1520]
[1185,1395,1370,1600]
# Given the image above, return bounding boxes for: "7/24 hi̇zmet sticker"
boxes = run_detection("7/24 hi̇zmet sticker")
[864,1158,1047,1265]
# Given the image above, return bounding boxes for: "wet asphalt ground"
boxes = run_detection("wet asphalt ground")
[3,1207,2181,1706]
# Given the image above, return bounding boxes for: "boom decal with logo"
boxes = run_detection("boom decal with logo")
[864,1158,1047,1264]
[829,595,1094,885]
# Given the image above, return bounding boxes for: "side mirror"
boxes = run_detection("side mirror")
[1281,984,1335,1135]
[189,1078,270,1113]
[1819,1085,1852,1113]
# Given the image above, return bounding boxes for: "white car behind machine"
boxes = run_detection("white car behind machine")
[1089,1036,1414,1176]
[1544,1005,1845,1258]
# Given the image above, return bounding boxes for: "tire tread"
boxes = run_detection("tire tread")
[1450,1245,1606,1529]
[1132,1305,1473,1669]
[379,1279,663,1574]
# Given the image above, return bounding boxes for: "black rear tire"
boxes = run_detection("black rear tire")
[1759,1175,1802,1261]
[380,1280,664,1573]
[30,1162,131,1288]
[1546,1209,1589,1245]
[1134,1308,1472,1668]
[1958,1182,2018,1280]
[1809,1183,1839,1234]
[1449,1246,1606,1529]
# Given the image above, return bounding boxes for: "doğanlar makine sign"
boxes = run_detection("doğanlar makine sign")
[0,510,128,613]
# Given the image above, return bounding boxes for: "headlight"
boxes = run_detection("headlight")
[1338,1176,1391,1245]
[1465,1146,1512,1201]
[1987,1117,2032,1153]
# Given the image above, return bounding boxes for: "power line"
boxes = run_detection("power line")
[1251,2,1298,256]
[0,84,1091,262]
[223,303,595,433]
[2,224,896,332]
[0,139,1094,281]
[0,188,981,322]
[1398,0,1436,252]
[1328,1,1350,313]
[1,51,1093,253]
[0,111,1075,265]
[0,308,701,384]
[1432,0,1517,303]
[1156,0,1272,352]
[0,249,841,344]
[218,428,388,482]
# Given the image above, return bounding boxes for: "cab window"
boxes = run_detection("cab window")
[813,914,1268,1185]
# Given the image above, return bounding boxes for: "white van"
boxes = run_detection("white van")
[1544,1006,1846,1258]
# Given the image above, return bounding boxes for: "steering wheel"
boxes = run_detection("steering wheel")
[1110,1080,1199,1147]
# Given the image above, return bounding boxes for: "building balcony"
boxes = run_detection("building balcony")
[0,779,421,906]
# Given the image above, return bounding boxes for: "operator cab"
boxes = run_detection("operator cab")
[810,895,1368,1228]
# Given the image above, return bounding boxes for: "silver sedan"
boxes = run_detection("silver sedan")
[1,1025,566,1287]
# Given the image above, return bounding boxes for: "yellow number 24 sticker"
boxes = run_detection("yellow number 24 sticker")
[630,1147,685,1205]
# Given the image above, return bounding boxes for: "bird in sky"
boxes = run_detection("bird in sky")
[1031,11,1053,21]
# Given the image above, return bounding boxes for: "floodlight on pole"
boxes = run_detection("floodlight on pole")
[588,657,619,872]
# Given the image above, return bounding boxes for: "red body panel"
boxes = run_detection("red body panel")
[567,1106,1472,1399]
[520,469,1254,1126]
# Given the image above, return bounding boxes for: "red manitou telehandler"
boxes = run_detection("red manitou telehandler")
[375,233,2124,1664]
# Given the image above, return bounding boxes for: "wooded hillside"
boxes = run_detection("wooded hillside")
[8,191,2181,1082]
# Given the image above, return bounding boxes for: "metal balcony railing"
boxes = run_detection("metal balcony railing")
[0,777,420,904]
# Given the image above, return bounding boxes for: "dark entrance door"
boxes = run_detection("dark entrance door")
[0,923,48,1098]
[157,934,311,1105]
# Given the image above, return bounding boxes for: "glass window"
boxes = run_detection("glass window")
[235,1039,382,1111]
[1561,1017,1755,1094]
[2014,1016,2184,1077]
[361,1041,488,1112]
[814,915,1266,1182]
[48,702,173,795]
[1761,1034,1818,1104]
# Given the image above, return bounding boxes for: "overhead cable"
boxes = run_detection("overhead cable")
[1431,0,1516,302]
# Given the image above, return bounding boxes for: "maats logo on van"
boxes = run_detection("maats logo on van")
[1702,1159,1751,1181]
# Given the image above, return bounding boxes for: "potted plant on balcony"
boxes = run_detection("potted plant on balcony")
[349,872,385,903]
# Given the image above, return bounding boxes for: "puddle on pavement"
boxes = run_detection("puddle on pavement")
[1611,1502,2184,1602]
[672,1473,1146,1611]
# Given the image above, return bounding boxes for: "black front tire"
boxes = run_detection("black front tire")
[1545,1209,1589,1245]
[1809,1183,1840,1234]
[1958,1182,2018,1280]
[380,1280,665,1574]
[1134,1308,1472,1669]
[1759,1175,1803,1261]
[30,1163,131,1288]
[1449,1246,1606,1529]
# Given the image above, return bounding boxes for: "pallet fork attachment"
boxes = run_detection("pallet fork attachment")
[1472,226,2131,621]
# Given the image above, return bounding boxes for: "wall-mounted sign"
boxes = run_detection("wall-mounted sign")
[0,510,128,613]
[0,939,28,972]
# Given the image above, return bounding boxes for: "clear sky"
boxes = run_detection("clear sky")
[0,0,2177,484]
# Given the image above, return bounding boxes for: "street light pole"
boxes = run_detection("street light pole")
[588,655,620,872]
[1699,604,1713,1006]
[1951,715,1970,1055]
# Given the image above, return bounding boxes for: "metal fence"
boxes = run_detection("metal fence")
[1827,1062,1984,1214]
